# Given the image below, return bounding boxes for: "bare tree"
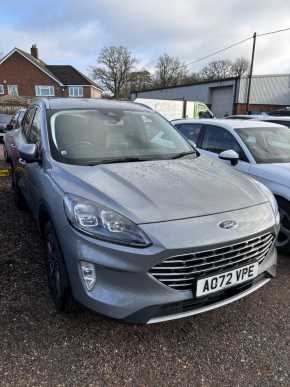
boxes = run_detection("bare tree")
[179,72,201,85]
[231,57,249,77]
[91,46,137,98]
[155,54,188,87]
[200,60,233,80]
[200,57,249,81]
[128,70,153,91]
[121,69,153,98]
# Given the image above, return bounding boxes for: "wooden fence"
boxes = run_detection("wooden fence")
[0,104,27,115]
[0,96,30,115]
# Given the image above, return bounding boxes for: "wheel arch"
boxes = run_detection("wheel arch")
[273,194,289,206]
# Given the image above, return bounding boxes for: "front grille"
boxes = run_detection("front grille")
[149,232,274,291]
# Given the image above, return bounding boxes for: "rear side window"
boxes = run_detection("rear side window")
[201,125,248,162]
[16,111,26,127]
[22,108,35,139]
[28,109,41,144]
[175,123,202,144]
[14,112,19,122]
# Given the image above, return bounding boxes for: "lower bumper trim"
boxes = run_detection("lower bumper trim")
[147,277,270,324]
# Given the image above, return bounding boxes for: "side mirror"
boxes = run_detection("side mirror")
[6,123,13,130]
[18,143,39,163]
[219,149,239,166]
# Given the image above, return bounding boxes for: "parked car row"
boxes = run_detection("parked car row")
[2,99,279,324]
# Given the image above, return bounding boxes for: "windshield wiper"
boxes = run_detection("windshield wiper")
[87,157,149,166]
[170,151,197,159]
[84,152,197,165]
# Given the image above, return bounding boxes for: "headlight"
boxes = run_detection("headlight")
[64,194,151,247]
[254,181,279,217]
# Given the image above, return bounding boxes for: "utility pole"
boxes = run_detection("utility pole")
[182,98,187,118]
[246,32,257,113]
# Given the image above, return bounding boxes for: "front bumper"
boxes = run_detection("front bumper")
[58,202,278,324]
[133,271,275,324]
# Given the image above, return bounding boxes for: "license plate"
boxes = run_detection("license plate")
[196,262,259,298]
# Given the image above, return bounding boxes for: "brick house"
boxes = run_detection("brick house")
[0,45,102,99]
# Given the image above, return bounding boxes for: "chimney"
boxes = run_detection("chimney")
[30,44,38,59]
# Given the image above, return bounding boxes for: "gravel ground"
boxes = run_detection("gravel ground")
[0,167,289,386]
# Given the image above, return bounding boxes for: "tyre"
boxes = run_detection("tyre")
[12,171,27,210]
[44,222,76,312]
[276,197,290,253]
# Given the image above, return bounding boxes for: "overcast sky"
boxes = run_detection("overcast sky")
[1,0,290,77]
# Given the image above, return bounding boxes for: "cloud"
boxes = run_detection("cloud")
[1,0,290,75]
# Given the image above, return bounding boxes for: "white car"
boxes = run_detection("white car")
[172,118,290,250]
[225,114,263,120]
[225,114,290,129]
[258,115,290,128]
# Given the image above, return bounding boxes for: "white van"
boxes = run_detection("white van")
[135,98,214,121]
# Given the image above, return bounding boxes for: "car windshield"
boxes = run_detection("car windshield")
[235,126,290,163]
[48,108,195,165]
[18,110,26,123]
[0,114,11,124]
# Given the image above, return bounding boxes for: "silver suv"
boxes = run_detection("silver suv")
[10,98,279,324]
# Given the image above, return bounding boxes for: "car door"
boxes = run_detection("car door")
[10,109,33,168]
[19,107,43,216]
[4,111,22,160]
[14,107,37,200]
[3,114,16,159]
[199,124,251,173]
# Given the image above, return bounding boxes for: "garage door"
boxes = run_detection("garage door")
[210,86,233,118]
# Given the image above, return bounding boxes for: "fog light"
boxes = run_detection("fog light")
[80,261,96,291]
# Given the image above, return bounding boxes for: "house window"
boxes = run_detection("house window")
[8,85,18,96]
[69,86,84,97]
[0,85,4,94]
[35,85,55,97]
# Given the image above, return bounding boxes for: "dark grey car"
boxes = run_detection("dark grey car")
[10,98,279,324]
[0,113,12,143]
[3,108,26,162]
